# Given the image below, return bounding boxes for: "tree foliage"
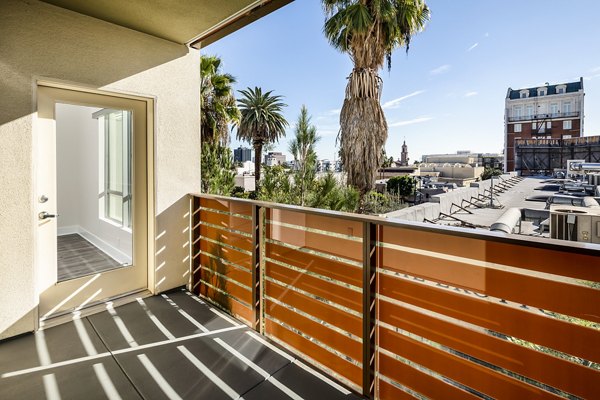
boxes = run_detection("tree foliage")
[387,175,415,197]
[200,55,240,145]
[481,167,503,181]
[201,142,235,195]
[289,106,320,205]
[236,87,288,189]
[323,0,430,200]
[309,173,359,212]
[259,165,293,204]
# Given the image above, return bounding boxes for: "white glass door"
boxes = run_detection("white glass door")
[36,85,151,321]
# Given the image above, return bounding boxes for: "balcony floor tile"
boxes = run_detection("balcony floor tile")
[0,289,362,399]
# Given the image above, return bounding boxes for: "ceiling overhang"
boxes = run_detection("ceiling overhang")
[41,0,293,48]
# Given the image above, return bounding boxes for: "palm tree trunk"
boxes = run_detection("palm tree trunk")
[339,68,387,213]
[254,142,263,190]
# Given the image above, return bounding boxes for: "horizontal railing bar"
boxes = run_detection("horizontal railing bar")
[190,193,600,257]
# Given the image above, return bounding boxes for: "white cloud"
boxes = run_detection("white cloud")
[389,116,433,127]
[467,42,479,52]
[484,32,490,37]
[430,64,451,75]
[382,90,425,109]
[315,124,339,136]
[316,108,341,121]
[464,91,478,97]
[590,66,600,73]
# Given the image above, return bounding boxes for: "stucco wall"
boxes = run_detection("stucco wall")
[0,0,200,338]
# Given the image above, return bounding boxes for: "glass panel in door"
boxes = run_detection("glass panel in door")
[55,104,133,282]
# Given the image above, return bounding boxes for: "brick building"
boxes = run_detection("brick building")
[504,78,584,172]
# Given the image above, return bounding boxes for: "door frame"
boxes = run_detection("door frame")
[34,80,156,328]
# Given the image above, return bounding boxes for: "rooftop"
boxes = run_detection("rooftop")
[441,176,547,234]
[507,78,583,100]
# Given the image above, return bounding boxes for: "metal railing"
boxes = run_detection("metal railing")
[190,193,600,399]
[508,111,579,122]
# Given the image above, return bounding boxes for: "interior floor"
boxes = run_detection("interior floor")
[57,234,124,282]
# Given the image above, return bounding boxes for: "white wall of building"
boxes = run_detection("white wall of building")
[0,0,200,339]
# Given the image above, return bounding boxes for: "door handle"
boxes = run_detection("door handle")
[39,212,59,220]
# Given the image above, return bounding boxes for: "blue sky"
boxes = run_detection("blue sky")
[204,0,600,162]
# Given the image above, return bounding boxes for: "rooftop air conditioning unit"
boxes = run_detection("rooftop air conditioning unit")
[549,205,600,243]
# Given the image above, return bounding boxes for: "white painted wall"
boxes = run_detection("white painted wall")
[0,0,200,339]
[56,104,132,263]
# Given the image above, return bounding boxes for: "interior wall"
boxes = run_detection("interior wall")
[56,104,132,263]
[0,0,201,339]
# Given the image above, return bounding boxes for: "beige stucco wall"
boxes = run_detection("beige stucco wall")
[0,0,200,338]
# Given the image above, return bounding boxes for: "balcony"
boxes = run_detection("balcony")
[190,194,600,399]
[2,193,598,399]
[508,111,579,122]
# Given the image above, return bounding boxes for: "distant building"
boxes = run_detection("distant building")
[317,159,332,172]
[400,141,409,166]
[504,78,584,172]
[418,150,506,186]
[264,151,286,166]
[334,159,342,172]
[421,150,503,170]
[233,146,252,163]
[515,135,600,176]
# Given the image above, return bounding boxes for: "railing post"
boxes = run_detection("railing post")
[251,205,264,333]
[363,221,378,399]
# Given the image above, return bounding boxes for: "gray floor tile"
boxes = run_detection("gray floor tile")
[113,335,266,400]
[87,300,172,350]
[270,362,363,399]
[0,356,141,400]
[216,330,291,376]
[1,291,362,399]
[0,318,107,375]
[161,290,237,332]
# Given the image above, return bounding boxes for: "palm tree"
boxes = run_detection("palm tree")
[236,87,288,189]
[289,106,320,206]
[200,55,240,145]
[323,0,430,200]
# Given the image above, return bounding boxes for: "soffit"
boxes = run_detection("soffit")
[40,0,291,47]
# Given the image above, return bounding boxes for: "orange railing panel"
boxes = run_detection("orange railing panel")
[378,353,481,399]
[200,208,253,234]
[265,261,362,312]
[266,241,362,287]
[192,196,254,326]
[266,280,362,337]
[265,318,363,386]
[190,194,600,399]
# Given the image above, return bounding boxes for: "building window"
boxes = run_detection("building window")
[550,103,558,116]
[526,105,534,118]
[547,121,552,129]
[563,120,572,130]
[514,123,522,133]
[95,109,132,228]
[538,88,547,96]
[520,90,528,99]
[513,106,522,119]
[563,134,572,139]
[532,122,536,130]
[556,85,566,94]
[563,101,572,114]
